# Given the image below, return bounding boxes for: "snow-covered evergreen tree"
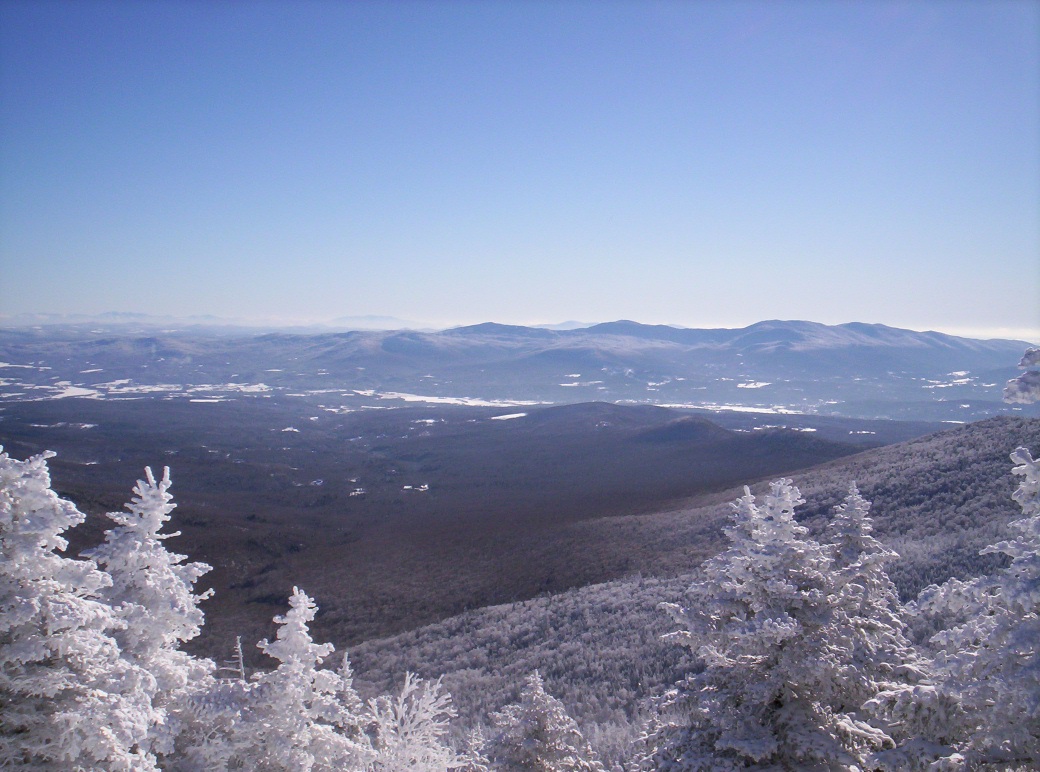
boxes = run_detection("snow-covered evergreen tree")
[173,675,255,771]
[883,446,1040,769]
[0,448,159,770]
[83,466,215,758]
[1004,347,1040,404]
[825,485,922,713]
[483,671,605,772]
[211,586,374,771]
[368,672,464,771]
[647,479,895,771]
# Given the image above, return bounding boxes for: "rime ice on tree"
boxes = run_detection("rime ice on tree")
[648,479,904,771]
[1004,347,1040,404]
[206,587,374,771]
[484,671,605,772]
[84,466,215,757]
[368,671,466,771]
[826,485,921,713]
[0,448,160,770]
[887,447,1040,769]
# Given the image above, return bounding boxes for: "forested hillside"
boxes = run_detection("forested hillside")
[348,416,1040,762]
[2,397,887,658]
[4,421,1040,769]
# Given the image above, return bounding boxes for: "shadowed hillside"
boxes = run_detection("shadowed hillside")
[1,397,892,659]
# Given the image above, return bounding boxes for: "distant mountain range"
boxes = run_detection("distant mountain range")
[1,319,1035,421]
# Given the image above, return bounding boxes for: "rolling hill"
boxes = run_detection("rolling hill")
[2,319,1035,421]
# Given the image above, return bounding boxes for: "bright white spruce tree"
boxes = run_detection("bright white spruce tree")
[483,670,605,772]
[0,448,159,770]
[647,479,909,771]
[172,667,254,770]
[871,446,1040,770]
[208,586,375,771]
[83,466,215,760]
[368,671,466,771]
[824,484,925,719]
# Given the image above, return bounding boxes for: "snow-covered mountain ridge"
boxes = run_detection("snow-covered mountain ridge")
[2,319,1034,422]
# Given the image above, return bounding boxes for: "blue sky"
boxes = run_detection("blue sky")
[2,1,1038,339]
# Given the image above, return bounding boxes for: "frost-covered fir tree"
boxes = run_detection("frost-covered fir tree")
[83,466,215,759]
[1004,347,1040,404]
[648,479,895,771]
[483,671,605,772]
[0,448,159,770]
[173,673,254,771]
[368,672,466,771]
[825,485,923,716]
[207,587,374,771]
[881,447,1040,770]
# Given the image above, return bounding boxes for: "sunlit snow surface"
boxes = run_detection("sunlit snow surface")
[919,371,977,389]
[352,390,547,407]
[0,371,832,416]
[652,402,803,415]
[0,379,273,401]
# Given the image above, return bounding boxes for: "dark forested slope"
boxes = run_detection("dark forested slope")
[348,416,1040,753]
[1,397,876,659]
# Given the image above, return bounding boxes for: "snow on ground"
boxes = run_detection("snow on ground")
[353,390,548,407]
[490,413,527,420]
[200,383,271,393]
[50,383,101,398]
[653,402,803,415]
[0,377,275,402]
[28,422,97,429]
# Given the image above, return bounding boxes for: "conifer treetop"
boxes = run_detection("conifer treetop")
[486,670,605,772]
[258,586,335,668]
[0,447,161,770]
